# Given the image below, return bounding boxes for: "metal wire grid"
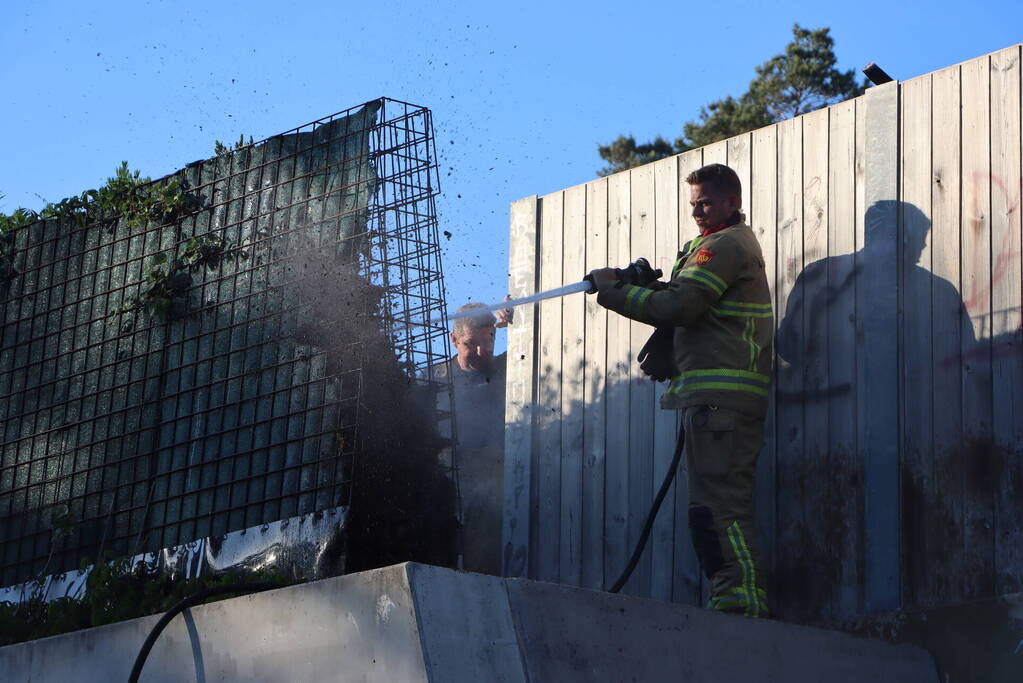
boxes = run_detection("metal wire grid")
[0,98,451,586]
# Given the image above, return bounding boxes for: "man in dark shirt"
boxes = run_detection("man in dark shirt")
[429,302,510,574]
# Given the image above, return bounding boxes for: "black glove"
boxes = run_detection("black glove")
[637,327,677,382]
[617,257,662,286]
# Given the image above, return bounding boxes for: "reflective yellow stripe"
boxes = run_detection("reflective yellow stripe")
[727,522,759,617]
[678,267,726,296]
[672,256,686,278]
[634,288,654,317]
[726,524,751,616]
[622,284,656,319]
[671,381,768,397]
[711,307,773,318]
[715,299,772,312]
[673,237,710,278]
[688,265,727,290]
[679,370,769,382]
[709,587,768,615]
[623,284,644,316]
[743,317,761,372]
[665,368,770,398]
[679,369,769,380]
[713,299,773,318]
[734,524,761,618]
[710,587,768,603]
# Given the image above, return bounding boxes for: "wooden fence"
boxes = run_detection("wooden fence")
[501,44,1023,625]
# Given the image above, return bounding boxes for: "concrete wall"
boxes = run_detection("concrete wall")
[854,591,1023,683]
[1,562,938,682]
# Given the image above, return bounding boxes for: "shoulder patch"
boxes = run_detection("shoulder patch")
[695,248,714,265]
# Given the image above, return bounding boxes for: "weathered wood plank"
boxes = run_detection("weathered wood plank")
[674,148,704,604]
[604,171,631,588]
[855,86,867,259]
[503,196,540,578]
[959,54,995,602]
[729,128,778,604]
[621,163,656,596]
[773,114,806,620]
[827,98,861,621]
[728,133,753,223]
[853,99,867,617]
[860,80,901,614]
[989,45,1023,596]
[930,64,965,608]
[750,124,778,606]
[582,178,609,591]
[536,190,564,582]
[800,107,833,619]
[559,183,587,586]
[898,75,935,610]
[677,150,704,246]
[703,140,728,166]
[650,155,681,602]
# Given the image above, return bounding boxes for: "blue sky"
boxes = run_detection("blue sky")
[2,0,1020,352]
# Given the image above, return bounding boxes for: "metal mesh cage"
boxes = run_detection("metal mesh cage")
[0,98,451,586]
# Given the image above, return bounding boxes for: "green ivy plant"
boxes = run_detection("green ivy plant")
[0,457,284,648]
[0,163,203,291]
[116,252,183,318]
[115,234,248,323]
[4,162,200,232]
[214,134,254,156]
[0,226,18,285]
[0,196,31,284]
[0,161,257,323]
[0,556,292,647]
[0,206,39,234]
[183,234,239,271]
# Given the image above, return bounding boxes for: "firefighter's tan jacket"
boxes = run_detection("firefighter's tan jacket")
[597,221,773,418]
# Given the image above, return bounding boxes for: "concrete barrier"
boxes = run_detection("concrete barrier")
[1,562,938,682]
[853,592,1023,683]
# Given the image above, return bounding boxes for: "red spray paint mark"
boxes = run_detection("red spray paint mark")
[963,172,1020,313]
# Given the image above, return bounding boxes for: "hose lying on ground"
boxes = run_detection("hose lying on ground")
[127,582,279,683]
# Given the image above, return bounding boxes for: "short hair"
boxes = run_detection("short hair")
[685,163,742,199]
[452,302,495,337]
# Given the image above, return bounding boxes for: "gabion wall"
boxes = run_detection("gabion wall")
[0,99,450,586]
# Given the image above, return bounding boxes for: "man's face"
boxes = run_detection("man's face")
[689,183,740,232]
[451,325,495,371]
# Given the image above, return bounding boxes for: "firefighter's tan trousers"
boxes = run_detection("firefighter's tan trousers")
[682,404,769,617]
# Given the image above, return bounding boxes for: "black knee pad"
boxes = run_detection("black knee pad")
[688,506,724,580]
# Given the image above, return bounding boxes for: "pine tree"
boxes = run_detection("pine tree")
[597,24,865,175]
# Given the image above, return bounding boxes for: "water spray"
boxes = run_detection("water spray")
[443,257,662,325]
[390,258,660,330]
[446,280,594,322]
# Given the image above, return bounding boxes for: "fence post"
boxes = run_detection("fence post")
[503,196,541,577]
[859,80,902,613]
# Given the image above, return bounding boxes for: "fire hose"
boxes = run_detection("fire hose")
[127,582,279,683]
[458,258,683,593]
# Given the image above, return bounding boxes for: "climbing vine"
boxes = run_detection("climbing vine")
[0,198,31,284]
[214,134,254,156]
[1,162,203,295]
[114,233,247,321]
[0,556,293,647]
[0,227,17,285]
[0,162,254,322]
[2,162,200,233]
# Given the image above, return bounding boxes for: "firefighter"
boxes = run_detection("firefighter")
[588,163,773,617]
